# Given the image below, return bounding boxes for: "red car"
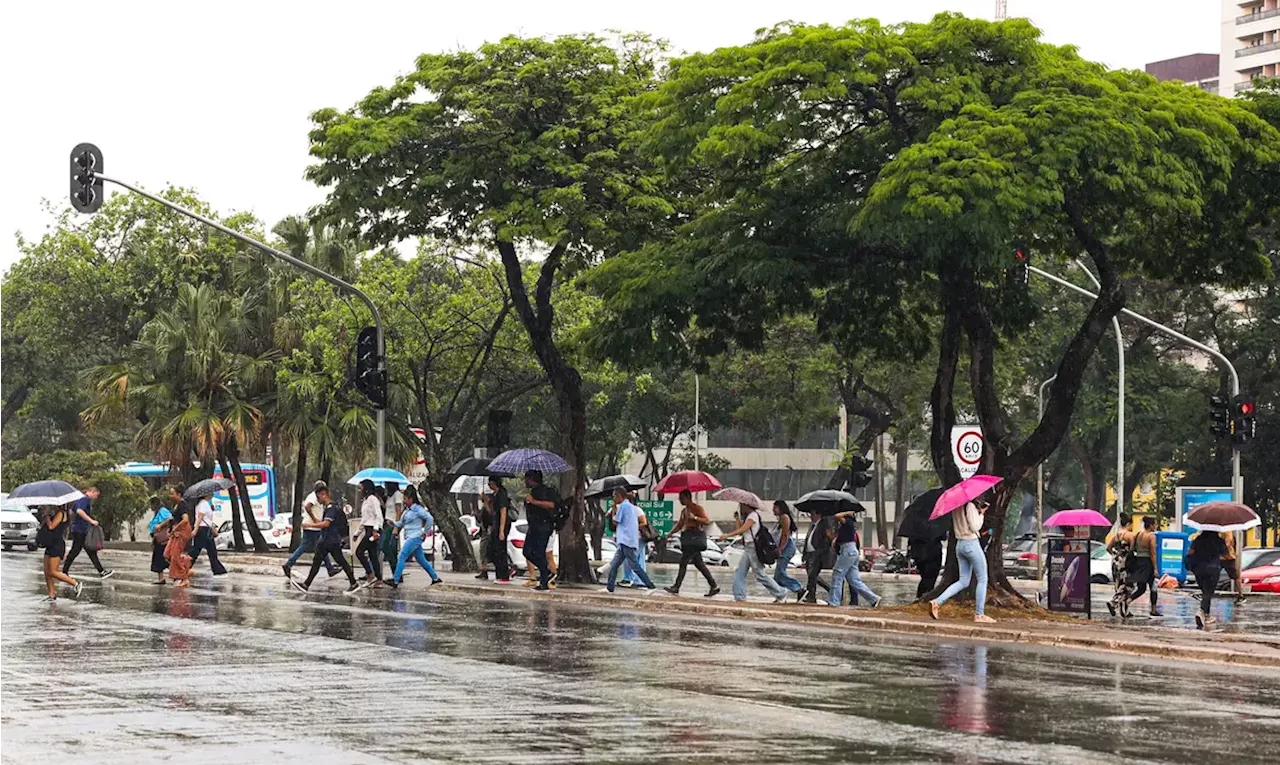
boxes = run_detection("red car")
[1242,564,1280,594]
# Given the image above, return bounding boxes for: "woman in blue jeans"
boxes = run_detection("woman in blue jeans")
[930,499,996,623]
[385,486,443,588]
[771,501,804,594]
[827,511,880,607]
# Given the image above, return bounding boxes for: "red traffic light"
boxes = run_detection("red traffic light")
[1239,401,1255,416]
[1014,249,1027,262]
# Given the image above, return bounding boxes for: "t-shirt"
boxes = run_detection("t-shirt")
[835,516,859,546]
[319,503,348,547]
[526,485,558,529]
[490,492,514,537]
[743,510,765,543]
[385,490,404,522]
[302,491,323,523]
[70,496,93,534]
[194,499,216,529]
[148,507,173,534]
[614,500,641,549]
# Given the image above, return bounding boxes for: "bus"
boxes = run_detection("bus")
[118,461,278,523]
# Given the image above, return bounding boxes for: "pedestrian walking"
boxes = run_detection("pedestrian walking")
[619,497,652,587]
[38,505,81,602]
[355,480,384,585]
[148,496,173,585]
[61,486,113,579]
[293,484,361,595]
[826,510,881,608]
[1124,516,1160,617]
[283,481,341,580]
[771,500,804,596]
[909,535,944,601]
[800,510,834,603]
[521,470,558,591]
[187,487,228,576]
[477,488,494,580]
[381,481,403,578]
[1187,530,1228,630]
[663,489,719,596]
[929,500,994,623]
[1222,530,1245,604]
[1106,515,1137,617]
[720,502,791,603]
[486,477,514,581]
[386,486,443,588]
[165,490,195,587]
[604,487,657,592]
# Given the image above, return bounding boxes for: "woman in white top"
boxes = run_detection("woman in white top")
[719,503,790,603]
[355,480,385,584]
[930,498,995,623]
[187,491,228,575]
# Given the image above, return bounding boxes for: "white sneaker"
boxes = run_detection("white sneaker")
[73,581,83,599]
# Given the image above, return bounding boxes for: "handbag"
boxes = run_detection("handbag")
[680,529,707,552]
[153,527,171,546]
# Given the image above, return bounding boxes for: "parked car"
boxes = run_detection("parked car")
[506,519,559,571]
[1241,563,1280,594]
[651,536,729,567]
[0,495,39,552]
[215,518,291,550]
[1188,546,1280,590]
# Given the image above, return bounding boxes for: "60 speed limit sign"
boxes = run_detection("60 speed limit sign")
[950,426,984,479]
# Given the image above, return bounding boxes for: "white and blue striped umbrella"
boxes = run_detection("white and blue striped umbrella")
[488,448,571,475]
[347,467,411,488]
[7,480,85,506]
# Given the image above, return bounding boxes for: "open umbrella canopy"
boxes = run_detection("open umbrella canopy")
[1184,501,1260,532]
[714,487,764,509]
[653,470,722,496]
[184,477,233,499]
[1044,509,1112,527]
[585,474,647,499]
[896,489,948,541]
[7,480,84,506]
[347,467,411,488]
[447,456,513,478]
[930,475,1002,521]
[488,448,571,475]
[796,489,862,516]
[449,475,491,495]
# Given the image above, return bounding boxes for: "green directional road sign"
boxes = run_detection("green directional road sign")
[638,499,676,537]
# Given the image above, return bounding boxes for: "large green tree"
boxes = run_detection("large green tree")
[305,34,671,581]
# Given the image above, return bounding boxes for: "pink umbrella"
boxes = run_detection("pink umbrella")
[654,470,722,496]
[714,487,763,508]
[1044,509,1112,527]
[929,475,1002,521]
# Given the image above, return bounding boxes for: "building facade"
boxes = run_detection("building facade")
[1145,53,1220,92]
[1220,0,1280,96]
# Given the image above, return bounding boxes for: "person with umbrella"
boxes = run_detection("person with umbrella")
[663,489,719,597]
[719,502,790,603]
[522,470,558,591]
[827,509,881,608]
[186,481,228,577]
[929,490,995,624]
[62,485,113,580]
[38,503,82,601]
[896,489,947,601]
[800,509,835,603]
[1187,531,1228,630]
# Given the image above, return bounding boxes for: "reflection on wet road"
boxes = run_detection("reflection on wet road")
[3,553,1279,764]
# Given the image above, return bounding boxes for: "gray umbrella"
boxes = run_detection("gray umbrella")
[184,477,232,499]
[585,474,647,499]
[7,480,84,506]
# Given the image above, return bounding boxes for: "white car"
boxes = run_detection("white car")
[0,496,40,552]
[215,518,291,550]
[505,519,561,570]
[719,538,803,571]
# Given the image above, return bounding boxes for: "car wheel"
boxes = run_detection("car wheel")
[1089,574,1108,584]
[27,542,37,552]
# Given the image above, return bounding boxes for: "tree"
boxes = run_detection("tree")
[587,15,1280,598]
[1,450,149,539]
[306,34,671,582]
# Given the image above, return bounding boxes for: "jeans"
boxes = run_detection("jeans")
[188,527,228,575]
[394,537,441,583]
[63,531,105,574]
[733,543,789,601]
[356,527,382,580]
[935,538,987,615]
[773,538,803,592]
[829,543,879,606]
[621,542,648,582]
[607,544,655,590]
[304,542,356,587]
[525,524,552,587]
[286,529,338,574]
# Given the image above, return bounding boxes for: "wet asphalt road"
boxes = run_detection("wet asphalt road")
[3,551,1280,765]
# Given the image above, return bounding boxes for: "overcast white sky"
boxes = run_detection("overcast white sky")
[0,0,1220,274]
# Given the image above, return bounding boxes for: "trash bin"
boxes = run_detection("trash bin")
[1155,531,1190,585]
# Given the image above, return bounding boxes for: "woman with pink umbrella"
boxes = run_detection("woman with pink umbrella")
[928,475,1001,624]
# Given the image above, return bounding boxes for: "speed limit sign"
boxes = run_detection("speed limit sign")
[950,425,984,479]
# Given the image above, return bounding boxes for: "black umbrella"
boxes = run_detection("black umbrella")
[446,456,514,478]
[796,489,864,516]
[895,489,949,542]
[585,474,647,499]
[184,477,232,499]
[7,480,84,506]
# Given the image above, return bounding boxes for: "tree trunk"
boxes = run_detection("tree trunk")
[425,474,479,572]
[290,437,308,550]
[217,447,246,552]
[873,433,888,548]
[894,439,909,549]
[226,438,270,553]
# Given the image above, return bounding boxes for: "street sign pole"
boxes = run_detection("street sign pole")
[86,163,388,467]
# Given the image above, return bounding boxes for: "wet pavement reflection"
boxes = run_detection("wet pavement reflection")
[3,552,1279,764]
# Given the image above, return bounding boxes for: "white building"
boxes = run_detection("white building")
[1220,0,1280,96]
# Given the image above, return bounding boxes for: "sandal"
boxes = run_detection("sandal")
[929,600,940,620]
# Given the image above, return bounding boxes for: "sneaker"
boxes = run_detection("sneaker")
[384,580,399,589]
[42,596,57,603]
[549,571,559,586]
[973,614,996,624]
[99,569,115,580]
[496,578,512,583]
[795,591,806,603]
[523,579,538,588]
[1235,594,1247,605]
[1195,611,1206,630]
[664,586,680,595]
[290,579,309,593]
[1204,615,1218,627]
[870,598,882,609]
[343,583,360,596]
[73,581,83,599]
[534,585,551,591]
[705,586,720,598]
[1106,601,1117,617]
[619,580,634,588]
[430,579,443,586]
[282,563,292,579]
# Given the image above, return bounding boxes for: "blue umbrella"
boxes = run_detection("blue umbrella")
[7,480,84,506]
[347,467,411,488]
[488,448,571,475]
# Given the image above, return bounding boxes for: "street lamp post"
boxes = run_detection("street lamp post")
[1036,374,1057,581]
[1073,261,1125,521]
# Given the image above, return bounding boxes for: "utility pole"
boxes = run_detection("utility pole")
[1036,375,1056,581]
[1074,260,1125,521]
[70,144,389,467]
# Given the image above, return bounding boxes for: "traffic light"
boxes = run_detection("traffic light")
[354,326,387,409]
[1010,245,1030,287]
[70,143,104,213]
[1232,394,1257,446]
[1209,395,1231,439]
[848,455,873,490]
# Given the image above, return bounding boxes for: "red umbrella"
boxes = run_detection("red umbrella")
[929,475,1002,521]
[654,470,722,496]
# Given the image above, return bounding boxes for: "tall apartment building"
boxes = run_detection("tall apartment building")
[1220,0,1280,96]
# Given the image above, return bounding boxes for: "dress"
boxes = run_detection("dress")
[165,517,195,581]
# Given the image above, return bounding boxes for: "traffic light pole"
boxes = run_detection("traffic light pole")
[1030,266,1242,506]
[1074,260,1126,522]
[92,172,388,468]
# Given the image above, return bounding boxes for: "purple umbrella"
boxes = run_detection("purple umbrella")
[488,448,572,475]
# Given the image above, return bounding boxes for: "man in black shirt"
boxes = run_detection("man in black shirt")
[294,486,361,596]
[522,470,558,591]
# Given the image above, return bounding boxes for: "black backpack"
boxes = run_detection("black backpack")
[753,516,779,565]
[551,498,573,532]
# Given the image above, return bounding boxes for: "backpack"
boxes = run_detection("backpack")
[753,514,779,565]
[551,499,573,532]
